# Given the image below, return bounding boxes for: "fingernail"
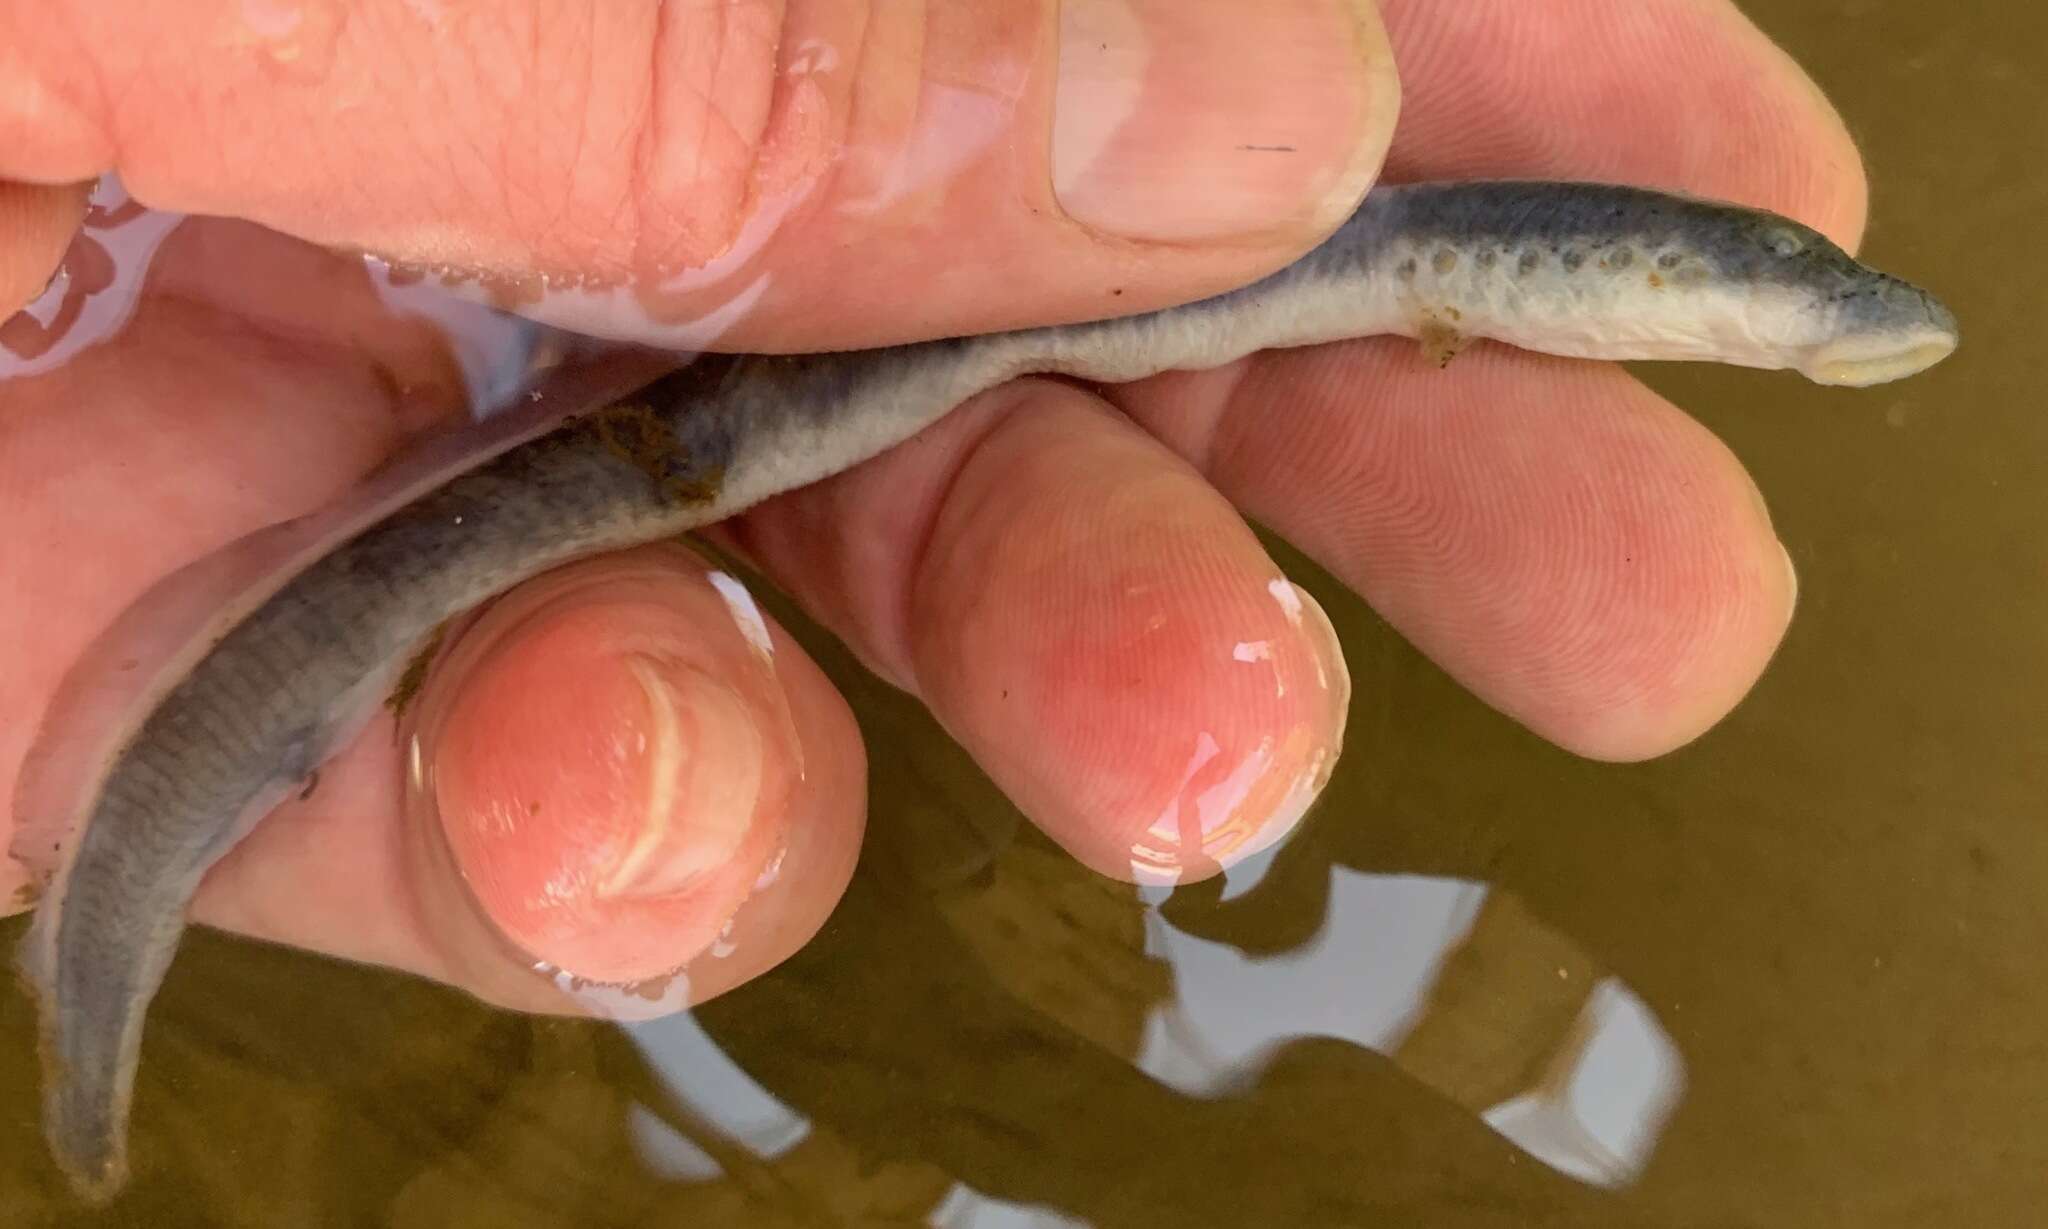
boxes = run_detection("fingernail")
[595,658,766,901]
[1053,0,1393,242]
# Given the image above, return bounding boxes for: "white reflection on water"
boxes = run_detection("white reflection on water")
[927,1183,1092,1229]
[628,1011,811,1160]
[1138,864,1679,1188]
[628,1014,1101,1226]
[1138,872,1489,1082]
[625,1103,725,1182]
[626,864,1685,1206]
[1482,979,1686,1187]
[1137,867,1686,1188]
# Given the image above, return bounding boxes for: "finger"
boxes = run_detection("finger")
[193,545,864,1014]
[1376,0,1867,244]
[0,0,1398,351]
[722,379,1350,884]
[1125,346,1792,761]
[0,178,88,317]
[1114,0,1861,759]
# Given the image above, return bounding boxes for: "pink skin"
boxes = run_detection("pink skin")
[0,180,86,313]
[0,1,1861,1009]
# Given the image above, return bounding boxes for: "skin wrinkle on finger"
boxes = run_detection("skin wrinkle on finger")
[1120,342,1792,761]
[630,1,780,275]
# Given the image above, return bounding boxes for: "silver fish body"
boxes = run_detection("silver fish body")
[11,180,1957,1200]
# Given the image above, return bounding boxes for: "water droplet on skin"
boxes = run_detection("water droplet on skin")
[529,958,696,1019]
[1266,578,1303,621]
[707,571,776,664]
[1232,638,1286,697]
[239,0,341,80]
[787,38,840,75]
[1129,850,1183,887]
[753,846,787,891]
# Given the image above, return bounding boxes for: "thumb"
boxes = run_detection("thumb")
[0,0,1397,351]
[185,543,865,1014]
[394,544,851,1005]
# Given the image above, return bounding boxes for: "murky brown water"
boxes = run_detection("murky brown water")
[5,2,2043,1225]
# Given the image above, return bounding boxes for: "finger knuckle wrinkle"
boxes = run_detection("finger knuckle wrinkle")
[629,1,796,274]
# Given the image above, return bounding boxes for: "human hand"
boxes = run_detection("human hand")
[0,0,1856,1013]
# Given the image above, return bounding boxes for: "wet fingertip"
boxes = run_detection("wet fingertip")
[1273,576,1354,738]
[1118,579,1351,888]
[397,545,804,995]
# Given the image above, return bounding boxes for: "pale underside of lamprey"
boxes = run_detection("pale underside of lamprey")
[10,180,1958,1201]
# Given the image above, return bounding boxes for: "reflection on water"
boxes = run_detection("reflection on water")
[627,1011,1093,1227]
[927,1185,1091,1229]
[1138,867,1683,1188]
[620,828,1686,1226]
[1482,979,1681,1187]
[632,1012,812,1164]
